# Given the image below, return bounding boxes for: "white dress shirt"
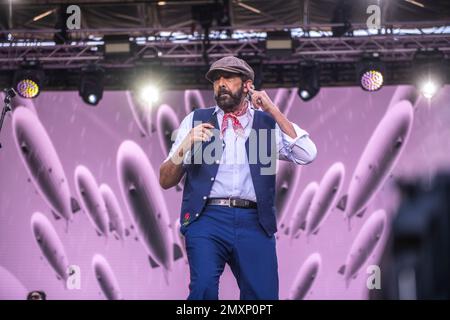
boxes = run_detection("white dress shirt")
[166,103,317,201]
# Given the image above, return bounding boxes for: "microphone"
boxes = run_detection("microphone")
[190,109,218,164]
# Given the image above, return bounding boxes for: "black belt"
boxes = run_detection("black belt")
[207,197,257,209]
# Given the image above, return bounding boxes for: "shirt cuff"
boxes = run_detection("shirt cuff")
[281,123,309,149]
[165,147,192,167]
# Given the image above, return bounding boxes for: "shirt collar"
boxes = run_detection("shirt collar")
[214,101,255,129]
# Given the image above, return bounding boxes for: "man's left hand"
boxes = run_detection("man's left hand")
[248,88,278,114]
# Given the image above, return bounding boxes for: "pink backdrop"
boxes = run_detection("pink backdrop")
[1,85,449,299]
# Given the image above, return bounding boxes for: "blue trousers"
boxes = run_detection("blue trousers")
[184,205,279,300]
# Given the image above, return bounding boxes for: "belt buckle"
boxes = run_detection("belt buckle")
[228,196,237,207]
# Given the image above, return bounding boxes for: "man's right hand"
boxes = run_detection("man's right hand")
[173,122,215,164]
[159,122,215,189]
[186,122,215,146]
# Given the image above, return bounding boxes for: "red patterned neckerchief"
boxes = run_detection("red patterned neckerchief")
[220,104,248,138]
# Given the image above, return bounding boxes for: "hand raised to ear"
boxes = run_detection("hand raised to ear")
[248,88,277,113]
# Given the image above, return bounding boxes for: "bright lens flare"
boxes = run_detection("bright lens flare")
[140,85,159,104]
[421,81,437,99]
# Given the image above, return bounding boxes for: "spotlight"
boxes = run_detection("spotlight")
[299,89,311,100]
[413,49,447,99]
[297,63,320,102]
[79,67,104,106]
[358,56,385,92]
[13,61,45,99]
[139,85,159,104]
[360,70,383,91]
[16,79,40,99]
[131,63,166,107]
[87,94,99,105]
[420,80,438,99]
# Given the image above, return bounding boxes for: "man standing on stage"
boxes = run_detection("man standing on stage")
[159,56,317,300]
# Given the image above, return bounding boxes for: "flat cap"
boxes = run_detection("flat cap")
[205,56,255,83]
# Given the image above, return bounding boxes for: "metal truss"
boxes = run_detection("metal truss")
[292,33,450,63]
[0,34,448,70]
[1,21,450,70]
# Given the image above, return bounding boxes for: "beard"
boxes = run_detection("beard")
[214,85,244,113]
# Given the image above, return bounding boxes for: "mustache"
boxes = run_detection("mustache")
[217,89,231,96]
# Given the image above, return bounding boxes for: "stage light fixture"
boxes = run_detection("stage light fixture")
[358,56,385,92]
[103,35,132,60]
[266,31,293,57]
[297,63,320,102]
[79,67,104,106]
[13,61,45,99]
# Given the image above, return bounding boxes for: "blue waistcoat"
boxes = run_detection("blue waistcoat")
[179,107,278,237]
